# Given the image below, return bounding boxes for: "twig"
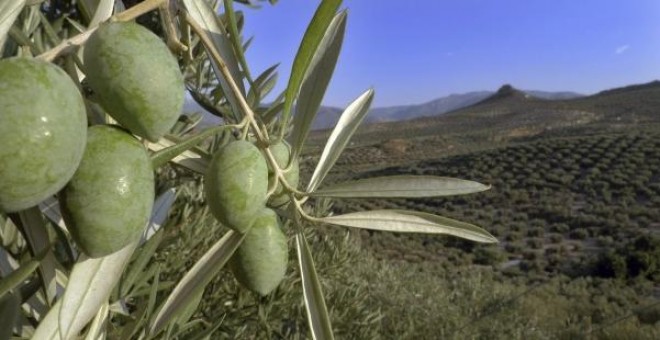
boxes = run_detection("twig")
[37,0,167,61]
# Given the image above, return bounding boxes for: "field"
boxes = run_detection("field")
[136,131,659,339]
[118,82,660,339]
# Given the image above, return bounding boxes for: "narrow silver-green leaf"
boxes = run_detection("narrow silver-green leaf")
[149,230,244,336]
[282,0,342,128]
[290,10,347,159]
[307,89,374,192]
[32,299,62,339]
[87,0,114,27]
[83,302,109,340]
[247,63,279,107]
[147,136,212,174]
[122,229,164,297]
[151,125,229,169]
[296,232,334,340]
[58,242,138,340]
[222,0,252,83]
[0,0,26,55]
[312,176,491,198]
[142,188,177,244]
[184,0,245,116]
[12,207,58,304]
[320,210,498,243]
[0,246,48,299]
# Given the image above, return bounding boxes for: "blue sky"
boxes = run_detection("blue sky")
[238,0,660,107]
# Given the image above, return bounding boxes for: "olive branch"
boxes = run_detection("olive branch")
[0,1,496,339]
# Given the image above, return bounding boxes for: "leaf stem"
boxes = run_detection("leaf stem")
[184,12,265,143]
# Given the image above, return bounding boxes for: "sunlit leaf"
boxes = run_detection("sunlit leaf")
[312,175,491,198]
[149,230,244,336]
[87,0,114,27]
[320,210,497,243]
[83,302,109,340]
[57,242,138,340]
[282,0,342,129]
[151,125,228,169]
[307,89,374,192]
[296,231,334,340]
[147,135,212,174]
[0,0,26,55]
[290,10,347,159]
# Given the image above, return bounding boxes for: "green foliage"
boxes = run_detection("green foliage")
[0,1,494,338]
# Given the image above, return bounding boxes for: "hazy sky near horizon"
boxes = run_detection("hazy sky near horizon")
[238,0,660,107]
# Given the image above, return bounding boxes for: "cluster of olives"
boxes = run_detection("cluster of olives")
[205,139,299,295]
[0,21,182,259]
[0,20,300,295]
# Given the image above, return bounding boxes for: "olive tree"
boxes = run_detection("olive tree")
[0,0,496,338]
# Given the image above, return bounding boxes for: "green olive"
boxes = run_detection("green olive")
[266,142,300,208]
[205,140,268,233]
[0,58,87,212]
[83,21,184,142]
[60,125,154,257]
[230,208,288,295]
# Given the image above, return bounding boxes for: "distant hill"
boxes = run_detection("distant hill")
[309,88,583,130]
[308,80,660,148]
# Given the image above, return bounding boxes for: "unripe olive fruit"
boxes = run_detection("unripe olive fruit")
[60,125,154,257]
[83,21,184,142]
[0,58,87,212]
[266,142,300,208]
[230,208,288,295]
[205,140,268,233]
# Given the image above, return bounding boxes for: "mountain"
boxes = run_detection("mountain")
[309,89,584,130]
[325,80,660,147]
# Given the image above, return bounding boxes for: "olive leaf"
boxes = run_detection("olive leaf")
[121,229,164,298]
[141,188,177,244]
[307,89,375,192]
[247,63,279,108]
[0,0,26,55]
[0,246,48,299]
[0,291,21,340]
[184,0,245,117]
[57,242,137,340]
[147,136,213,174]
[170,112,204,136]
[148,230,245,336]
[311,176,491,198]
[290,10,347,159]
[282,0,343,130]
[82,301,109,340]
[222,0,253,84]
[296,231,334,340]
[150,125,228,169]
[86,0,114,28]
[9,207,58,304]
[30,242,137,339]
[320,210,497,243]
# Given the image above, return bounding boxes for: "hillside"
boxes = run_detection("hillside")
[309,88,583,130]
[306,80,660,152]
